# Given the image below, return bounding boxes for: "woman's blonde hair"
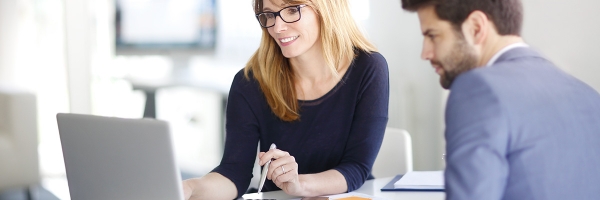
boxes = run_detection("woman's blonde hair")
[245,0,376,121]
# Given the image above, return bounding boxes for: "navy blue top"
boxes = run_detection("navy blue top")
[212,50,389,198]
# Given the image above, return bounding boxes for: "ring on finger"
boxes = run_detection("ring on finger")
[281,166,285,174]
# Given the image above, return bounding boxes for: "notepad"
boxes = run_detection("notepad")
[393,171,444,190]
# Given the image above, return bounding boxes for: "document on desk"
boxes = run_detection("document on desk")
[393,171,444,190]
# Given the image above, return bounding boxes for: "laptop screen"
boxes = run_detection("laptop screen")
[56,113,184,200]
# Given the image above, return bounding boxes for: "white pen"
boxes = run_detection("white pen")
[257,143,277,193]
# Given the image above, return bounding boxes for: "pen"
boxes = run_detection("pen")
[257,143,277,193]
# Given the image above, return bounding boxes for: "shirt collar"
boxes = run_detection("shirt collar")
[485,42,529,67]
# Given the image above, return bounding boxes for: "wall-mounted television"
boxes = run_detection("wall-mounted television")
[115,0,217,56]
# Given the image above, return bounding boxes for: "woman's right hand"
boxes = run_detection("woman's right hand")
[180,173,237,200]
[259,149,304,196]
[182,179,193,199]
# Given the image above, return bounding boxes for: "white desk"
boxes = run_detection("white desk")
[242,176,445,200]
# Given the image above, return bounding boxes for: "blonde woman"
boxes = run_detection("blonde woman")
[183,0,389,199]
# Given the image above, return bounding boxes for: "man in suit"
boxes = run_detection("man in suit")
[400,0,600,199]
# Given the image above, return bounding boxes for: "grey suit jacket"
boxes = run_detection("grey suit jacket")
[444,47,600,200]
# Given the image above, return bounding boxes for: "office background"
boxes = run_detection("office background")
[0,0,599,189]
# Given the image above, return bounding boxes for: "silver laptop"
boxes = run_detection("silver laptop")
[56,113,184,200]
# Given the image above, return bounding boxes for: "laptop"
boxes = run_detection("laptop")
[56,113,184,200]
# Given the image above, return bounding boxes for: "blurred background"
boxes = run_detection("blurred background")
[0,0,599,199]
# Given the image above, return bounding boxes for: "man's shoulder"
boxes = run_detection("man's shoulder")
[452,51,554,92]
[446,55,555,112]
[449,49,600,112]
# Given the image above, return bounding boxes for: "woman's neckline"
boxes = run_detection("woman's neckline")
[297,58,356,105]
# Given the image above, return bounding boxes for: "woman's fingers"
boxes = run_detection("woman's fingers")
[257,147,302,193]
[259,149,288,166]
[268,156,297,181]
[272,162,298,183]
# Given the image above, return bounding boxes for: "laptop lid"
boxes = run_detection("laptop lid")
[56,113,184,200]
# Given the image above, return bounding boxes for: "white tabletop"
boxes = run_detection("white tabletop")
[242,176,445,200]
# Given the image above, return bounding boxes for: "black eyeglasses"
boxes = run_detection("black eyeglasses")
[255,5,308,28]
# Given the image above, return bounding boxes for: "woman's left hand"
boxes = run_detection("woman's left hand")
[258,149,304,196]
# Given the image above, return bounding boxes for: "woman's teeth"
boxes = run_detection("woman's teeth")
[281,36,298,43]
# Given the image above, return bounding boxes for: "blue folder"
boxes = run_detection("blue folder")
[380,174,445,192]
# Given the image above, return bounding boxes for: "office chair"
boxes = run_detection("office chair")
[0,86,40,200]
[372,127,414,178]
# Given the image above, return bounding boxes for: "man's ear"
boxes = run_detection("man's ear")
[461,10,490,45]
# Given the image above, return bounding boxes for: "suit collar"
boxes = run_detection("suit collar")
[491,46,544,66]
[486,43,529,66]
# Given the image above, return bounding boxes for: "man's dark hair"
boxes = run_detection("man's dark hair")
[401,0,523,36]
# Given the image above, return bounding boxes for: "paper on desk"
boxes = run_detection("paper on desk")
[241,192,265,199]
[394,171,444,189]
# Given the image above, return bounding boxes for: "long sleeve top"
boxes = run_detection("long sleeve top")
[212,50,389,198]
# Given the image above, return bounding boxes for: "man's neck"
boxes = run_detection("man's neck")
[479,35,525,66]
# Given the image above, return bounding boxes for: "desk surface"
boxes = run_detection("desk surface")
[242,176,445,200]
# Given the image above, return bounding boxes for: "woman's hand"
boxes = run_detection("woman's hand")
[182,180,193,199]
[180,173,237,200]
[258,149,304,196]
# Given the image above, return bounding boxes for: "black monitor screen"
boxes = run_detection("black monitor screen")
[115,0,217,54]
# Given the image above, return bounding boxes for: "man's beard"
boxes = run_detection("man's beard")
[432,38,479,89]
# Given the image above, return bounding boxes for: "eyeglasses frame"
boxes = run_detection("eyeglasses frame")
[255,4,308,28]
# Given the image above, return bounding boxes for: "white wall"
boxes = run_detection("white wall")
[0,0,19,85]
[521,0,600,92]
[368,0,600,171]
[0,0,38,87]
[64,0,93,114]
[367,0,446,171]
